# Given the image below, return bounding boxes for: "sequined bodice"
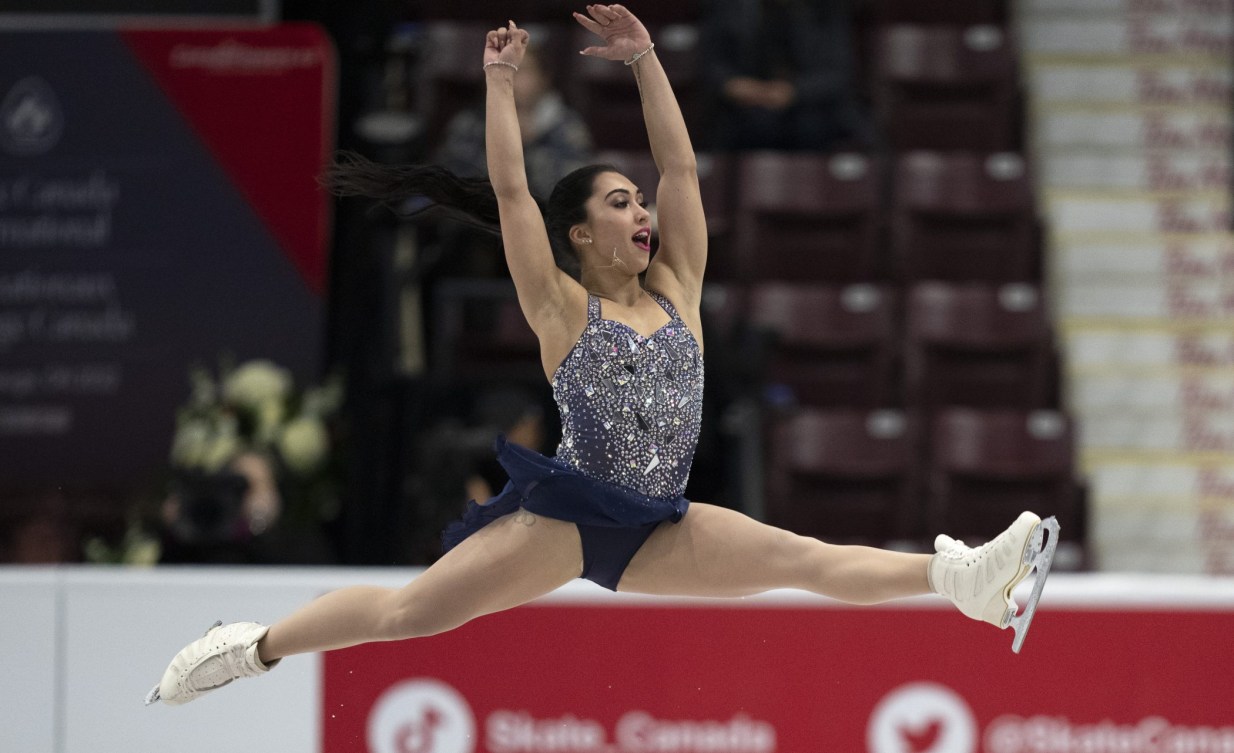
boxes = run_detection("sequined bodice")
[551,291,704,498]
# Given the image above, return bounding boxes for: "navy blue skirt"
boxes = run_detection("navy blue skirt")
[441,435,691,552]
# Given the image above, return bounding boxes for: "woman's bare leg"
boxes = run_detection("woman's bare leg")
[618,503,930,602]
[258,510,582,662]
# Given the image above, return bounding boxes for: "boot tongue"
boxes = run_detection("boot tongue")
[933,534,965,553]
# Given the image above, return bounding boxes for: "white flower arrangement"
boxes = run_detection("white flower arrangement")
[171,358,342,473]
[168,356,345,526]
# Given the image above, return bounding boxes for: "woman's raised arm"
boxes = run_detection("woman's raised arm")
[484,22,579,337]
[575,5,707,305]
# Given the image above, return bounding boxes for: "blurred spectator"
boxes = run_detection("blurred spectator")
[159,452,337,565]
[427,44,595,279]
[701,0,872,151]
[434,44,593,200]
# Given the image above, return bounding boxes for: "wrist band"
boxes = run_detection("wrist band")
[624,43,654,66]
[483,60,519,72]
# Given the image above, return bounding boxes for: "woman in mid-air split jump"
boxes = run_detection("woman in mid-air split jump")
[147,4,1058,706]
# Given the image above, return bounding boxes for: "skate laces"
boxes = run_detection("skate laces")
[935,535,971,560]
[938,533,1005,565]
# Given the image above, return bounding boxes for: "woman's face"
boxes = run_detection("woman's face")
[577,171,652,275]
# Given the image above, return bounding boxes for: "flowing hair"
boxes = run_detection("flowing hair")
[324,151,618,280]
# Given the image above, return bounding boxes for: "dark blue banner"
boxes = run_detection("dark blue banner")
[0,27,334,486]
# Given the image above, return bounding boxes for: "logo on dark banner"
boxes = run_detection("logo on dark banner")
[0,76,64,157]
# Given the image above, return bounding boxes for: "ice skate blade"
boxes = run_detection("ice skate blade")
[1009,516,1060,654]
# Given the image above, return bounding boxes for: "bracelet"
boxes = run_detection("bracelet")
[624,42,654,66]
[483,60,519,72]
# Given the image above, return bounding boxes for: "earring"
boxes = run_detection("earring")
[582,238,592,244]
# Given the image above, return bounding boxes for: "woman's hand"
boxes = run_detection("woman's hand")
[573,4,653,62]
[484,20,529,70]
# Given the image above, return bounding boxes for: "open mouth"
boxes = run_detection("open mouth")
[632,227,651,252]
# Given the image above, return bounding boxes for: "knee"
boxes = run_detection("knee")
[377,592,458,641]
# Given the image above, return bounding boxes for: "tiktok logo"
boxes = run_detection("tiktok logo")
[367,679,476,753]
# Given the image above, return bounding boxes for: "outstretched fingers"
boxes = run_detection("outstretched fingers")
[572,10,602,35]
[591,4,621,22]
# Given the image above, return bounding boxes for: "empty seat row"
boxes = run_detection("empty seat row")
[708,280,1059,412]
[600,149,1042,282]
[764,405,1084,557]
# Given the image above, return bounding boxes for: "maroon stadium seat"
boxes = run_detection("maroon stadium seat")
[765,408,920,544]
[733,151,885,282]
[892,151,1039,282]
[905,281,1057,413]
[874,24,1020,151]
[927,407,1084,554]
[748,282,899,407]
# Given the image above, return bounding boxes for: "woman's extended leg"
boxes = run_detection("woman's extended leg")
[619,504,1048,637]
[152,509,583,705]
[259,509,583,660]
[617,503,930,603]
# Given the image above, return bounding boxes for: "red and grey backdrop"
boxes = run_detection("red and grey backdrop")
[0,25,335,485]
[324,597,1234,753]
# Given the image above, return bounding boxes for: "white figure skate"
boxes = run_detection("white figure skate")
[929,511,1060,653]
[144,621,279,706]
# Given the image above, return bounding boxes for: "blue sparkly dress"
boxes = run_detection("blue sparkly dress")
[442,290,705,550]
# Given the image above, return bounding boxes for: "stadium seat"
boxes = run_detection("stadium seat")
[431,278,542,385]
[874,24,1020,151]
[733,151,885,282]
[764,408,920,544]
[892,151,1039,281]
[747,282,899,407]
[927,407,1084,553]
[904,281,1057,413]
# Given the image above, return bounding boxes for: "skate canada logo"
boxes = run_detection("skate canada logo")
[368,678,477,753]
[868,682,977,753]
[366,678,777,753]
[0,76,64,157]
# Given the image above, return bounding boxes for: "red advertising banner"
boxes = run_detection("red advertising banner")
[322,598,1234,753]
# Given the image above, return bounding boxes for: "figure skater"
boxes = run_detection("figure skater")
[147,4,1057,706]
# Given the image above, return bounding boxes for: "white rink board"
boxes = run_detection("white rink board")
[4,567,1234,753]
[0,570,58,753]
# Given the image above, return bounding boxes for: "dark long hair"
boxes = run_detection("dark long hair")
[325,151,617,280]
